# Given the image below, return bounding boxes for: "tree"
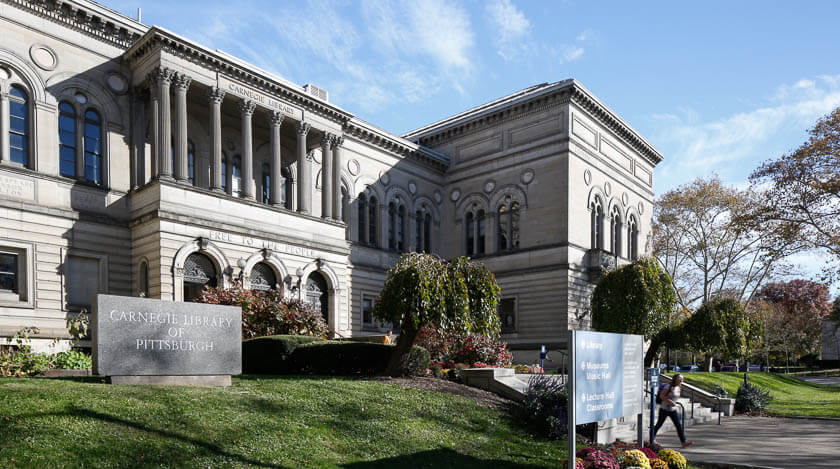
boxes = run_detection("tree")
[591,256,677,366]
[681,297,762,370]
[750,107,840,283]
[653,176,800,310]
[373,253,501,376]
[754,280,831,371]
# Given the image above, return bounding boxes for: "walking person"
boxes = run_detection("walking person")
[653,373,693,447]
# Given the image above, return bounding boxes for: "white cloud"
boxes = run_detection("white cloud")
[561,45,585,62]
[653,74,840,189]
[486,0,531,61]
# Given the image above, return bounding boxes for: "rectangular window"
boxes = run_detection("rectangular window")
[0,253,17,293]
[499,297,516,334]
[362,296,374,326]
[66,255,100,310]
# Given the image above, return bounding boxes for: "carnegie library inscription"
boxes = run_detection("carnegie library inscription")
[93,295,242,376]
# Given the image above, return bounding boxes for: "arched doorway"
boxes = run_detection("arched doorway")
[183,252,217,302]
[305,271,329,324]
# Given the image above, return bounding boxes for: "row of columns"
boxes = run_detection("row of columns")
[145,66,344,221]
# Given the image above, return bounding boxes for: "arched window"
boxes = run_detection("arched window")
[84,109,103,185]
[261,163,271,204]
[465,206,486,256]
[281,167,292,208]
[590,196,604,250]
[183,252,217,302]
[58,102,76,177]
[610,206,622,256]
[188,140,196,185]
[628,215,639,261]
[357,193,368,244]
[465,211,475,256]
[397,204,406,252]
[388,202,397,250]
[497,197,521,252]
[476,209,486,255]
[221,154,228,192]
[250,262,277,291]
[415,210,423,252]
[423,212,431,253]
[340,186,349,225]
[414,207,432,253]
[9,85,29,166]
[368,196,378,247]
[231,155,242,196]
[138,260,149,297]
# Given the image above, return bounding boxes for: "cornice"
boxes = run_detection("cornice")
[2,0,146,49]
[343,120,449,174]
[124,28,352,126]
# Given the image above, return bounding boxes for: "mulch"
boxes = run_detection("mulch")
[369,376,517,410]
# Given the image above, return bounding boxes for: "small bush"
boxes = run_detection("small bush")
[619,449,650,469]
[638,447,657,461]
[523,374,567,439]
[734,381,772,413]
[242,335,323,373]
[53,350,92,369]
[657,449,686,469]
[405,345,430,376]
[0,351,51,377]
[711,384,729,398]
[449,333,513,367]
[649,460,669,469]
[576,448,619,469]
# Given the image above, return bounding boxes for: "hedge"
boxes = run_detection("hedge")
[242,336,430,376]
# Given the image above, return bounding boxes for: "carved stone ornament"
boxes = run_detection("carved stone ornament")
[379,171,390,186]
[584,169,592,186]
[484,180,496,193]
[173,73,192,92]
[105,72,128,94]
[604,181,612,196]
[331,135,344,148]
[208,87,226,104]
[434,190,443,204]
[638,202,645,215]
[0,67,9,80]
[450,188,461,202]
[197,237,210,250]
[347,159,360,176]
[521,169,535,185]
[30,44,58,71]
[148,66,175,87]
[297,122,311,136]
[239,99,256,116]
[262,248,273,259]
[270,110,284,127]
[622,192,629,206]
[408,181,417,194]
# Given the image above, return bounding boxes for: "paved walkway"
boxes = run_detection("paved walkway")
[795,375,840,386]
[655,415,840,468]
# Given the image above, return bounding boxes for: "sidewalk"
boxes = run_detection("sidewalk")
[655,415,840,468]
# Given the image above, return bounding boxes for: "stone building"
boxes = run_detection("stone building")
[0,0,662,358]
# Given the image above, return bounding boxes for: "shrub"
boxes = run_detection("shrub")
[649,460,669,469]
[198,283,328,338]
[619,449,650,469]
[576,448,620,469]
[562,457,586,469]
[711,384,729,398]
[53,350,92,369]
[415,325,512,368]
[734,381,773,413]
[638,447,657,460]
[657,449,686,469]
[0,351,51,377]
[405,345,430,376]
[242,335,323,374]
[522,374,567,439]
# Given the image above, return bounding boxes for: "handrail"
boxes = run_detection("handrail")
[660,374,722,425]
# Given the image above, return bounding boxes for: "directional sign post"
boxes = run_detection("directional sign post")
[649,367,659,445]
[540,344,546,371]
[568,330,644,460]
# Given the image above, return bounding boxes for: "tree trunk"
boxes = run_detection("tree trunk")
[384,322,418,377]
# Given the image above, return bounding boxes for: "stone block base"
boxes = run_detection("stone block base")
[108,375,232,386]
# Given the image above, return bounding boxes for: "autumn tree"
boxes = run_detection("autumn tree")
[373,253,501,376]
[750,107,840,283]
[653,176,800,310]
[591,257,677,366]
[680,297,763,370]
[754,280,831,370]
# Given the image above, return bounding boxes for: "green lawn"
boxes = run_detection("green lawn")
[677,372,840,418]
[0,376,567,468]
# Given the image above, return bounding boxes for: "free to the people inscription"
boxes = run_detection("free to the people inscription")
[93,295,242,377]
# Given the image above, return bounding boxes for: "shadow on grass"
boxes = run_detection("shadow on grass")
[32,375,107,383]
[19,406,290,469]
[340,448,553,469]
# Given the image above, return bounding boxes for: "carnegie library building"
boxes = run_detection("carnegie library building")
[0,0,662,359]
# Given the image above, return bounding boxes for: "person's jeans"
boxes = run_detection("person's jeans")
[653,408,686,443]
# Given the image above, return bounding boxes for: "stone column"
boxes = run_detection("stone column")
[269,111,284,206]
[0,91,9,164]
[130,88,148,188]
[239,99,256,199]
[321,132,333,219]
[149,67,174,180]
[296,122,311,213]
[331,136,344,221]
[208,87,225,192]
[173,73,191,182]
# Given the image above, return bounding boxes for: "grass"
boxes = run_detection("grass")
[0,376,568,468]
[677,372,840,418]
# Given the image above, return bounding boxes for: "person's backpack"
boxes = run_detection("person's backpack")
[655,383,669,404]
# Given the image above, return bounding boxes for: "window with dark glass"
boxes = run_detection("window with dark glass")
[281,167,291,208]
[139,261,149,297]
[423,212,431,253]
[368,196,378,247]
[362,296,374,327]
[357,194,368,244]
[183,253,217,302]
[188,140,196,185]
[9,86,28,166]
[466,212,475,256]
[388,202,396,250]
[221,156,228,192]
[610,206,622,256]
[497,199,521,252]
[397,204,405,252]
[591,197,604,250]
[628,216,639,261]
[84,110,103,184]
[261,163,271,204]
[415,210,423,252]
[231,155,242,196]
[58,102,76,177]
[66,255,99,310]
[476,209,486,255]
[0,253,18,293]
[498,298,516,333]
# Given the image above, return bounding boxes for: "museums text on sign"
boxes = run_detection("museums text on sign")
[93,295,242,376]
[574,330,643,424]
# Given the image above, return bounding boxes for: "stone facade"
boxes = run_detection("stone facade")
[0,0,662,356]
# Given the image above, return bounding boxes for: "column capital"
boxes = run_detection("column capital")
[270,110,285,127]
[147,66,175,87]
[330,135,344,148]
[297,121,311,137]
[173,73,192,93]
[239,99,256,116]
[208,87,226,105]
[321,132,333,147]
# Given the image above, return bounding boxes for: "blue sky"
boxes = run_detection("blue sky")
[109,0,840,283]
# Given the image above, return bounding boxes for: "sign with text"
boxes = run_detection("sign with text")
[573,330,643,424]
[93,295,242,376]
[219,76,303,121]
